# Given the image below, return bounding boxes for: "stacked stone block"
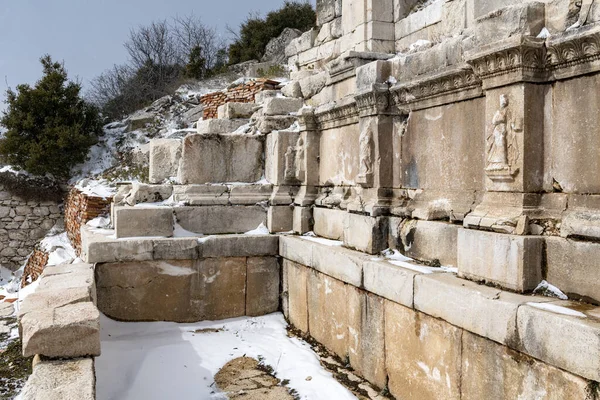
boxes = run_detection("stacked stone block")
[199,78,279,119]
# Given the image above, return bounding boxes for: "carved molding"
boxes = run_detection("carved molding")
[466,36,547,89]
[390,66,482,110]
[315,100,359,130]
[546,25,600,80]
[355,84,390,117]
[297,107,318,132]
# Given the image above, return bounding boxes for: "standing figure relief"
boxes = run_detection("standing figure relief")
[486,94,520,181]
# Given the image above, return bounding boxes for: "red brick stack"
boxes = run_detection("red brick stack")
[200,78,279,119]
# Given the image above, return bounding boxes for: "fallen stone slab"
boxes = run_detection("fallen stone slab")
[21,302,101,358]
[19,357,95,400]
[263,97,304,116]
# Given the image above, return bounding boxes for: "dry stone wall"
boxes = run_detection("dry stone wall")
[0,188,61,270]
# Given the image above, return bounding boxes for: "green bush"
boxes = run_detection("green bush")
[0,55,102,180]
[228,1,315,65]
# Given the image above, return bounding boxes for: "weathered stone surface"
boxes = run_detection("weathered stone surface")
[267,205,293,233]
[96,260,196,322]
[191,257,247,320]
[172,184,230,205]
[114,206,174,238]
[457,228,543,292]
[152,237,199,260]
[415,273,551,345]
[263,97,304,116]
[394,220,458,266]
[471,2,545,45]
[201,234,279,258]
[255,90,280,104]
[312,241,367,287]
[385,300,462,400]
[293,205,313,234]
[307,269,352,358]
[246,257,280,316]
[279,235,314,267]
[229,184,273,205]
[516,301,600,382]
[179,133,263,184]
[174,206,267,235]
[262,27,303,63]
[347,289,387,389]
[545,237,600,303]
[363,259,416,307]
[149,139,182,184]
[299,72,328,99]
[560,211,600,240]
[217,102,257,120]
[256,115,296,134]
[281,80,303,98]
[343,213,388,254]
[196,119,248,134]
[313,207,345,240]
[0,301,14,317]
[21,302,100,358]
[265,129,300,185]
[36,264,95,295]
[19,286,94,319]
[121,183,173,206]
[81,227,154,263]
[20,358,95,400]
[462,331,597,400]
[284,260,309,332]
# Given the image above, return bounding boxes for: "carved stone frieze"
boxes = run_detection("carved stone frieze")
[314,99,359,130]
[355,83,390,117]
[466,36,547,89]
[546,25,600,80]
[390,66,482,111]
[297,107,317,132]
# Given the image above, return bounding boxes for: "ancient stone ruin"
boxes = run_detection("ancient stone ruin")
[16,0,600,398]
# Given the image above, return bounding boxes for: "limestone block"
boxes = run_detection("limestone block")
[281,80,303,98]
[121,183,174,206]
[196,119,248,134]
[363,260,416,307]
[267,205,294,233]
[182,105,203,126]
[246,257,280,316]
[317,0,337,26]
[561,211,600,240]
[299,72,328,99]
[356,60,392,91]
[191,257,247,320]
[414,273,552,345]
[313,207,345,240]
[96,260,196,322]
[217,102,257,119]
[152,238,199,260]
[201,235,279,258]
[312,242,367,287]
[396,0,444,38]
[442,0,467,37]
[291,29,318,55]
[343,213,388,255]
[545,237,600,303]
[319,124,361,186]
[395,220,458,266]
[114,206,173,239]
[36,265,95,298]
[551,74,600,193]
[347,289,387,389]
[21,302,100,358]
[265,130,300,185]
[307,269,352,358]
[81,229,154,264]
[385,300,462,400]
[263,97,304,116]
[279,235,314,267]
[174,206,266,235]
[517,301,600,382]
[149,139,182,184]
[471,2,545,45]
[255,90,280,104]
[173,185,229,206]
[284,260,309,332]
[178,133,263,184]
[258,115,297,134]
[461,331,598,400]
[19,358,95,400]
[457,229,543,292]
[229,184,273,205]
[17,287,93,319]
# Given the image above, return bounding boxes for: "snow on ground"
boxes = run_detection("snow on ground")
[96,313,357,400]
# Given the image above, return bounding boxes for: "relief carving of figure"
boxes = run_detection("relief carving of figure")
[486,94,520,180]
[358,127,374,178]
[294,137,305,182]
[284,145,297,182]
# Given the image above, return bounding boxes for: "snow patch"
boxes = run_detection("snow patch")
[244,223,270,235]
[528,302,586,318]
[533,280,568,300]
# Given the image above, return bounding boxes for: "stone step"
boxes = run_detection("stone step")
[196,118,249,134]
[19,358,95,400]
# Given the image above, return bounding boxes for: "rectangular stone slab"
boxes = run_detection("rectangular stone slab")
[174,206,266,235]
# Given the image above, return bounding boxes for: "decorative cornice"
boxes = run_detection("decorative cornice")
[546,25,600,80]
[466,36,547,89]
[355,84,391,117]
[297,107,318,132]
[390,66,482,111]
[315,100,359,130]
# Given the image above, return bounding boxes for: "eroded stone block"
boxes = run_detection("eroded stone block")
[114,206,173,239]
[457,228,543,292]
[246,257,280,316]
[174,206,267,235]
[217,102,257,119]
[263,97,304,116]
[196,119,248,134]
[385,300,462,400]
[152,238,199,260]
[21,302,100,358]
[343,213,388,255]
[149,139,182,184]
[267,205,294,233]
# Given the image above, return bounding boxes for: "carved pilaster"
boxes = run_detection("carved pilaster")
[355,83,390,117]
[294,107,320,207]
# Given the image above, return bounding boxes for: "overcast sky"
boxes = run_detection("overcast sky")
[0,0,315,105]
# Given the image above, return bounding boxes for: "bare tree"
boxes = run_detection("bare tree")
[172,15,225,71]
[124,20,179,68]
